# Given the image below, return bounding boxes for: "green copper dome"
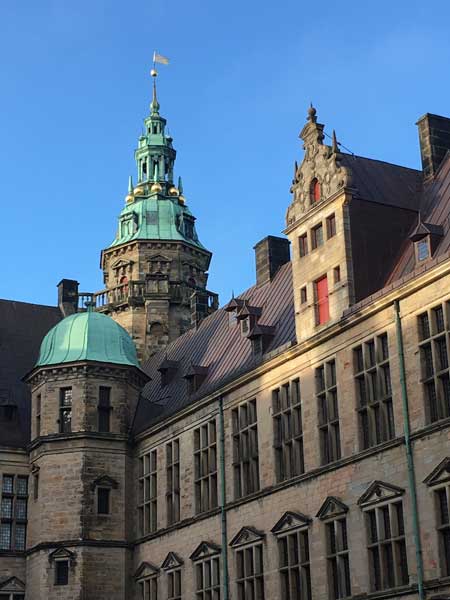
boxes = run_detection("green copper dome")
[36,310,140,368]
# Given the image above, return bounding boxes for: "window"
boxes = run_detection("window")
[55,560,69,586]
[277,527,311,600]
[236,544,265,600]
[166,439,180,525]
[232,400,260,499]
[167,568,182,600]
[36,394,41,437]
[98,387,111,433]
[418,303,450,422]
[316,360,341,464]
[416,239,430,262]
[0,593,24,600]
[314,275,329,325]
[310,178,321,203]
[59,387,72,433]
[300,287,307,305]
[33,472,39,501]
[138,575,158,600]
[195,556,221,600]
[273,379,304,482]
[326,518,351,599]
[435,484,450,576]
[311,223,324,250]
[138,449,158,535]
[194,420,218,513]
[97,488,110,515]
[326,214,336,239]
[365,501,408,591]
[333,266,341,284]
[354,334,395,449]
[299,234,308,258]
[0,475,28,551]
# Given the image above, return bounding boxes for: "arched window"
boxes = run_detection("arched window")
[310,178,321,203]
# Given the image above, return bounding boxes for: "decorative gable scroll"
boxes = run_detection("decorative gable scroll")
[271,511,311,535]
[0,576,26,593]
[229,526,265,548]
[424,457,450,487]
[161,552,184,571]
[190,541,221,561]
[48,547,76,564]
[357,481,404,508]
[316,496,349,520]
[134,561,159,580]
[90,475,119,491]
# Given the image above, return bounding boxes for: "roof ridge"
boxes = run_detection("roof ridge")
[341,152,422,174]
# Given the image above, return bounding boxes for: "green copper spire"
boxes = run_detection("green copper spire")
[150,77,160,115]
[128,175,133,193]
[178,176,183,194]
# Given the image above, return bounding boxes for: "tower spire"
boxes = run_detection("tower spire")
[150,71,160,115]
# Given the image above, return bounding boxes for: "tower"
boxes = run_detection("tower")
[98,70,217,361]
[24,306,149,599]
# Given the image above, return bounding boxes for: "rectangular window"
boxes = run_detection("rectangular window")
[299,234,308,258]
[55,560,69,586]
[278,529,311,600]
[59,387,72,433]
[365,501,408,591]
[326,518,351,599]
[436,485,450,576]
[326,214,336,239]
[232,399,260,499]
[316,360,341,464]
[300,287,307,305]
[36,394,41,437]
[354,333,395,449]
[97,488,110,515]
[166,439,180,525]
[273,379,304,482]
[333,266,341,284]
[418,303,450,422]
[314,276,329,325]
[33,472,39,501]
[98,386,111,433]
[236,544,265,600]
[311,223,324,250]
[168,568,182,600]
[416,239,430,262]
[194,420,218,514]
[195,556,221,600]
[0,475,28,551]
[139,577,158,600]
[138,449,158,535]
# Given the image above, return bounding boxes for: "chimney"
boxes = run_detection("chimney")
[254,236,290,287]
[57,279,79,317]
[417,113,450,180]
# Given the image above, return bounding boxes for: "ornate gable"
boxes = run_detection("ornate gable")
[358,481,404,507]
[229,526,265,548]
[424,457,450,487]
[48,547,76,563]
[271,511,311,535]
[161,552,184,571]
[0,576,25,592]
[190,541,221,561]
[316,496,349,520]
[134,561,159,580]
[90,475,119,491]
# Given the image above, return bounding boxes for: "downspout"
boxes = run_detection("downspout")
[219,396,230,600]
[394,300,425,600]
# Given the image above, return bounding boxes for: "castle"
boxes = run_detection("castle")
[1,70,450,600]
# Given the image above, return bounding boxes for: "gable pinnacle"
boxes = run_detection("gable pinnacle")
[307,103,317,123]
[332,130,339,153]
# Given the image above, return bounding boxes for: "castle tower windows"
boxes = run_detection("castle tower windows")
[59,388,72,433]
[314,275,329,325]
[311,223,324,250]
[98,387,111,433]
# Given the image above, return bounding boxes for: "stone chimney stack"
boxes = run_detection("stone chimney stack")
[417,113,450,180]
[254,236,290,287]
[57,279,79,317]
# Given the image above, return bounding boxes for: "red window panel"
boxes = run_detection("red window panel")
[311,178,321,202]
[315,276,329,325]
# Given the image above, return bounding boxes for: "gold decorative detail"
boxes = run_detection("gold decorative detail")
[178,195,185,205]
[151,182,163,193]
[125,193,134,204]
[168,186,179,196]
[134,186,145,196]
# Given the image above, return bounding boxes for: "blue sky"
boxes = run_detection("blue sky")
[1,0,450,307]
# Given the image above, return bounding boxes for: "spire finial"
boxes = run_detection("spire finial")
[178,176,183,194]
[332,129,339,153]
[150,74,160,115]
[307,102,317,123]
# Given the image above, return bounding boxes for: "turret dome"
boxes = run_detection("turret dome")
[36,309,140,368]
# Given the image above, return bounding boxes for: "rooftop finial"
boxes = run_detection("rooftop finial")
[307,102,317,123]
[178,176,183,194]
[150,51,169,115]
[332,129,339,153]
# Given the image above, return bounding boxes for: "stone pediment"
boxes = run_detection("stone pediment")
[111,258,133,269]
[90,475,119,491]
[316,496,349,520]
[229,526,265,548]
[161,551,184,571]
[48,546,76,563]
[358,481,404,507]
[134,561,159,580]
[149,254,171,262]
[190,541,221,561]
[271,511,311,535]
[424,457,450,487]
[0,576,25,592]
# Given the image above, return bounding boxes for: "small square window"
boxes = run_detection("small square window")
[326,214,336,238]
[300,287,307,304]
[333,266,341,284]
[55,560,69,586]
[311,223,324,250]
[97,488,110,515]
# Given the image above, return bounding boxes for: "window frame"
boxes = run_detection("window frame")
[232,399,260,499]
[325,516,352,599]
[235,542,265,600]
[194,555,221,600]
[54,559,69,586]
[275,524,311,600]
[326,214,336,239]
[166,439,181,525]
[299,234,308,258]
[311,223,324,250]
[59,387,72,434]
[194,420,218,514]
[98,386,112,433]
[0,474,28,552]
[272,379,304,482]
[316,360,341,465]
[138,449,158,535]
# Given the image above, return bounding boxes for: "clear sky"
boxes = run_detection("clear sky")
[1,0,450,307]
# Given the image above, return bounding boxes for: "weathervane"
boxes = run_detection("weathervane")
[151,50,169,79]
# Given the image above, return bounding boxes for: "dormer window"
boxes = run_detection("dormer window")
[410,218,443,265]
[417,238,430,262]
[310,178,321,203]
[184,365,209,395]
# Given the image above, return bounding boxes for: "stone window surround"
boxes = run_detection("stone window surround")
[166,438,181,526]
[232,399,260,499]
[424,457,450,577]
[0,474,28,553]
[316,359,341,465]
[194,419,218,514]
[139,449,158,535]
